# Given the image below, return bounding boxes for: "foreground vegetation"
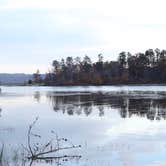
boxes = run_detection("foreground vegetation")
[33,48,166,85]
[0,118,81,166]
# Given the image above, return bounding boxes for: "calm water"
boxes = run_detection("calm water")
[1,86,166,166]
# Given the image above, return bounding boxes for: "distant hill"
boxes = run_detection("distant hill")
[0,73,33,84]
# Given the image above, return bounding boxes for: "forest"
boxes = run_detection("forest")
[33,48,166,85]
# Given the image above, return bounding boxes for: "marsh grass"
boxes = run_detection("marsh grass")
[0,145,26,166]
[0,144,4,165]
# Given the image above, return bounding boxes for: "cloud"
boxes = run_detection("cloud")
[0,0,166,72]
[0,64,49,73]
[106,116,166,137]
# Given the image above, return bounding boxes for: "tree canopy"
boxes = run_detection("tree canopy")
[33,49,166,85]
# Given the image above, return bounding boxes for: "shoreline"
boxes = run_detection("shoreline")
[1,83,166,87]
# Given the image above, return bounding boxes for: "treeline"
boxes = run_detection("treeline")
[33,48,166,85]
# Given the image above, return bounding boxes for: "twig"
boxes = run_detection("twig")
[26,117,81,164]
[33,145,81,158]
[28,155,81,160]
[27,117,39,157]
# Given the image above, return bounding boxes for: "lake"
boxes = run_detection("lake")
[1,85,166,166]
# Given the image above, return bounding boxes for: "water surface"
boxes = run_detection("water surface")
[1,86,166,166]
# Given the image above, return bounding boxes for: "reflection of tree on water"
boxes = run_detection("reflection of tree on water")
[47,92,166,120]
[98,105,104,117]
[83,104,93,116]
[0,108,2,117]
[47,93,106,117]
[119,98,166,120]
[33,91,41,103]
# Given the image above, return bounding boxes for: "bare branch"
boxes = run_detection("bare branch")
[34,145,81,158]
[27,117,39,157]
[26,117,81,164]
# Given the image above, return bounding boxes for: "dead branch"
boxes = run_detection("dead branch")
[27,117,39,157]
[26,117,81,164]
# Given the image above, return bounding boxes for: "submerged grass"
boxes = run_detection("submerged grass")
[0,145,26,166]
[0,144,4,165]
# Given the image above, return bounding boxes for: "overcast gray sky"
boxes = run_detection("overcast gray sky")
[1,0,166,73]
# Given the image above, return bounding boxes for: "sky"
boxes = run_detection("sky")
[1,0,166,73]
